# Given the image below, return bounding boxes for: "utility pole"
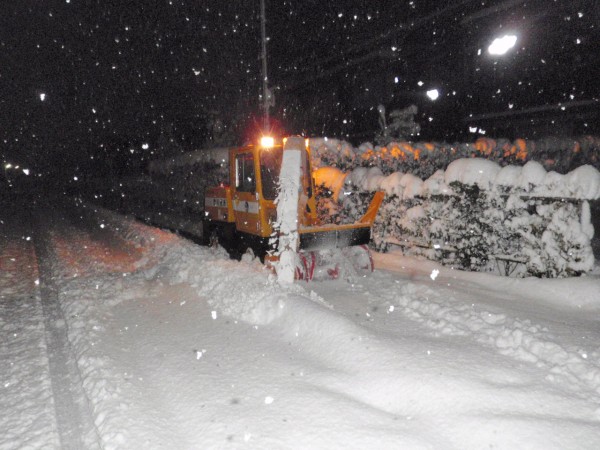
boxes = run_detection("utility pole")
[260,0,270,133]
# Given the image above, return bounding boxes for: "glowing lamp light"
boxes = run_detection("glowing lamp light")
[426,89,440,101]
[488,34,517,56]
[260,136,275,148]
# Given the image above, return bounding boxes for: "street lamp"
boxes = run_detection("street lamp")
[488,34,517,56]
[426,89,440,101]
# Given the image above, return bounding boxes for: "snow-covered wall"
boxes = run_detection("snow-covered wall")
[344,159,600,201]
[317,158,600,278]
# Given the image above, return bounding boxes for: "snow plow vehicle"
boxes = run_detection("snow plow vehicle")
[203,136,384,280]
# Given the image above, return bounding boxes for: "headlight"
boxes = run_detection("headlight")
[260,136,275,148]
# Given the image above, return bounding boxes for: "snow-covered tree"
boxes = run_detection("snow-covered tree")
[375,104,421,145]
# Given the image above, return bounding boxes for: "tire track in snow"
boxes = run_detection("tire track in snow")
[32,221,101,450]
[44,206,196,447]
[369,277,600,402]
[0,234,60,448]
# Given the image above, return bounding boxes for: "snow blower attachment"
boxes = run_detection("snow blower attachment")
[203,136,384,281]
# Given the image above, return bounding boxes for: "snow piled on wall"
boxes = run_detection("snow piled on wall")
[445,158,501,190]
[318,158,600,201]
[308,135,600,178]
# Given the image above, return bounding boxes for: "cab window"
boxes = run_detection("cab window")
[235,152,255,192]
[260,146,283,200]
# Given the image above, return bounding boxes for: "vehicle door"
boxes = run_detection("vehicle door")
[232,150,260,235]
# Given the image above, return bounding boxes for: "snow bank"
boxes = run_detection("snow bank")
[376,251,600,311]
[78,204,293,325]
[155,243,292,325]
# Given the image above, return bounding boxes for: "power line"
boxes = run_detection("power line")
[279,0,479,80]
[465,99,599,122]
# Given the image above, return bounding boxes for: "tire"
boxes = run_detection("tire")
[201,219,214,246]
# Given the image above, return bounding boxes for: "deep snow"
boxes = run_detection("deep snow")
[1,202,600,449]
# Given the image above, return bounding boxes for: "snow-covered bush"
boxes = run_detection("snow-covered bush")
[316,158,600,278]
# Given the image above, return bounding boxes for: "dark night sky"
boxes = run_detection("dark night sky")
[1,0,598,180]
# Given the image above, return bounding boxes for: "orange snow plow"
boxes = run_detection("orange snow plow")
[203,136,384,280]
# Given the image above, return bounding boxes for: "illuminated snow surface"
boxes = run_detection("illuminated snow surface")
[1,206,600,449]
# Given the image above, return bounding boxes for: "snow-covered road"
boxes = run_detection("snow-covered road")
[0,217,60,448]
[2,199,600,449]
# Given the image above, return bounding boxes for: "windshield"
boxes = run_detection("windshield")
[260,147,283,200]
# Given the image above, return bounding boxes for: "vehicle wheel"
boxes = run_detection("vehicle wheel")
[201,219,213,246]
